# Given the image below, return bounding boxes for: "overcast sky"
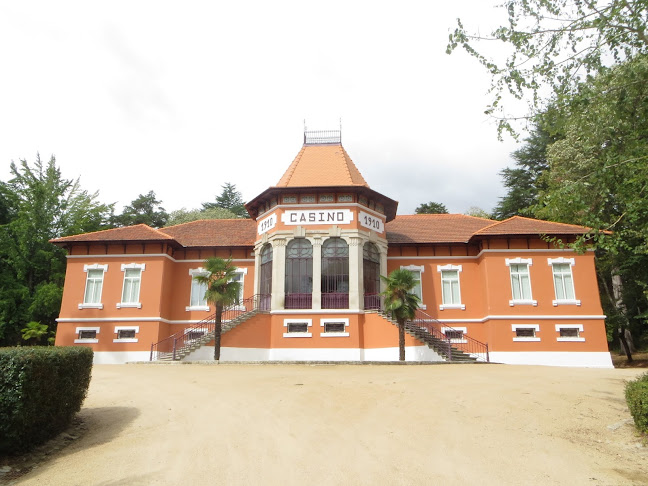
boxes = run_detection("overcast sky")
[0,1,520,216]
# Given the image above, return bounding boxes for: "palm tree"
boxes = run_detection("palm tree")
[381,269,421,361]
[193,257,241,360]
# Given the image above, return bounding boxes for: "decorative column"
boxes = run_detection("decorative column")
[253,241,263,298]
[379,243,389,295]
[271,238,287,311]
[311,237,322,310]
[348,237,364,311]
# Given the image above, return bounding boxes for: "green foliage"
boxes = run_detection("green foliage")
[194,257,241,360]
[381,269,421,361]
[0,346,93,454]
[493,123,554,220]
[166,206,238,226]
[21,321,49,344]
[0,155,113,346]
[202,183,248,218]
[447,0,648,137]
[625,372,648,434]
[114,190,169,228]
[464,207,492,219]
[415,201,448,214]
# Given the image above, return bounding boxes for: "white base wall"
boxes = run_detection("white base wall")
[186,345,443,362]
[93,351,151,364]
[488,351,614,368]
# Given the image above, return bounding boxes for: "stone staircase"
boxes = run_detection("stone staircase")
[378,311,479,363]
[158,309,263,361]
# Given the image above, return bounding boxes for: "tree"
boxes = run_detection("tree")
[415,202,448,214]
[447,0,648,137]
[464,207,492,219]
[0,155,113,345]
[381,269,421,361]
[166,207,238,226]
[202,183,248,218]
[193,257,241,360]
[114,191,169,228]
[493,123,554,219]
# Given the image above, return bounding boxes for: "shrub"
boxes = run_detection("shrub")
[0,346,93,454]
[625,372,648,435]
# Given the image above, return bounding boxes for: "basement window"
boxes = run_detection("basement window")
[283,319,312,338]
[556,324,585,342]
[75,327,99,343]
[512,324,540,342]
[113,326,139,343]
[320,318,350,337]
[441,327,467,343]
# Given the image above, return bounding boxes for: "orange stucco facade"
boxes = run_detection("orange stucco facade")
[52,134,612,367]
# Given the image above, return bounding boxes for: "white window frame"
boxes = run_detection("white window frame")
[437,264,465,310]
[505,258,537,306]
[555,324,585,342]
[400,264,426,310]
[113,325,140,343]
[231,268,248,310]
[548,257,581,306]
[79,264,108,309]
[512,324,541,342]
[441,326,467,343]
[283,318,312,338]
[187,268,210,311]
[320,318,350,337]
[75,326,100,343]
[117,263,145,309]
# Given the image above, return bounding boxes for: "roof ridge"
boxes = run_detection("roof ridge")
[161,218,250,231]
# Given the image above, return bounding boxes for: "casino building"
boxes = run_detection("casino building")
[51,131,613,367]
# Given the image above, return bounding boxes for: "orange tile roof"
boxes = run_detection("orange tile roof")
[50,224,175,244]
[275,144,369,188]
[473,216,590,236]
[160,219,257,247]
[386,214,494,244]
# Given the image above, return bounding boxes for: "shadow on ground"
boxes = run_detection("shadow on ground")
[0,406,140,485]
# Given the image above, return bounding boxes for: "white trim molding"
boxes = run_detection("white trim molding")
[113,325,140,343]
[74,326,100,343]
[283,318,313,338]
[555,323,585,342]
[512,324,541,342]
[320,317,350,337]
[437,264,465,310]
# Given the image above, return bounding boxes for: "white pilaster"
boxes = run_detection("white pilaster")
[312,237,322,310]
[271,238,286,310]
[348,237,363,311]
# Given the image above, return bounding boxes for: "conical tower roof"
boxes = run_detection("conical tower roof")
[275,144,369,188]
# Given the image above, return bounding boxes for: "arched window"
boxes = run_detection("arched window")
[285,239,313,309]
[259,244,273,310]
[322,238,349,309]
[363,242,381,310]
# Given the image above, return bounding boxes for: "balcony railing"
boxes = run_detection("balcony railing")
[322,292,349,309]
[364,293,381,310]
[285,293,312,309]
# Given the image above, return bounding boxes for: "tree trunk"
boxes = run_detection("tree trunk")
[612,271,633,362]
[619,326,633,363]
[214,304,223,361]
[398,319,405,361]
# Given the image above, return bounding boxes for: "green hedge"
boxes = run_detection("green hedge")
[0,346,93,454]
[625,372,648,435]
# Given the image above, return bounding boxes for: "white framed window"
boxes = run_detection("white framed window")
[283,318,312,337]
[117,263,145,308]
[187,268,210,311]
[231,268,248,309]
[79,264,108,309]
[400,264,426,310]
[320,318,350,337]
[437,265,465,310]
[113,325,140,343]
[75,326,100,343]
[505,258,537,306]
[548,258,581,306]
[555,324,585,342]
[441,326,467,343]
[512,324,540,342]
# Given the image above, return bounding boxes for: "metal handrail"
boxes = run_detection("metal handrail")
[150,294,269,361]
[408,308,489,362]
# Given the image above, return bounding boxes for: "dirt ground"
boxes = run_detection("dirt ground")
[4,363,648,486]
